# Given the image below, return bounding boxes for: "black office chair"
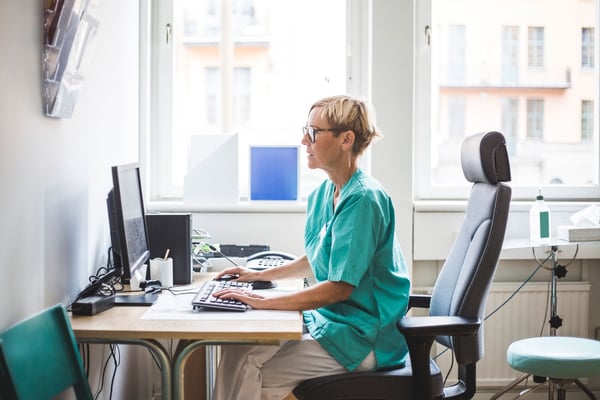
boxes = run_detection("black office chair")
[293,131,512,400]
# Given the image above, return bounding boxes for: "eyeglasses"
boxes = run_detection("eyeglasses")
[302,126,340,143]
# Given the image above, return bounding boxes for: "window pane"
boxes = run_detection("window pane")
[428,0,597,190]
[528,27,544,68]
[162,0,349,201]
[526,99,544,140]
[502,26,519,83]
[582,100,594,141]
[582,27,595,69]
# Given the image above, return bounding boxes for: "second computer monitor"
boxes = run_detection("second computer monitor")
[106,163,151,283]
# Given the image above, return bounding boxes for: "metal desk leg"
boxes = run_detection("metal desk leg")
[206,345,217,400]
[78,338,172,400]
[173,340,225,400]
[173,340,264,400]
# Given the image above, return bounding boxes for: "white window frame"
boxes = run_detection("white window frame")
[414,0,600,201]
[140,0,371,207]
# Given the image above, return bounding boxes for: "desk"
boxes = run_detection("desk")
[69,275,304,400]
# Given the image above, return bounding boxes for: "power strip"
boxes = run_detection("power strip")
[72,294,115,315]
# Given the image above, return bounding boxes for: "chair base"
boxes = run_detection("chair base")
[490,373,597,400]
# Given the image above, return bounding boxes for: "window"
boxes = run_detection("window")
[582,100,594,141]
[148,0,368,203]
[501,97,518,156]
[526,99,544,139]
[502,26,519,83]
[416,0,599,199]
[528,26,544,68]
[582,27,595,69]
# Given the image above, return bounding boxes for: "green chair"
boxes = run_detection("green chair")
[0,304,93,400]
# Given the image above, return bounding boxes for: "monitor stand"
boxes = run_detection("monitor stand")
[114,293,158,306]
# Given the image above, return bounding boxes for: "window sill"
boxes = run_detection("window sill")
[147,200,308,214]
[414,199,598,213]
[414,199,600,260]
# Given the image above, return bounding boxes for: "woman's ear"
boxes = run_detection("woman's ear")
[341,130,355,148]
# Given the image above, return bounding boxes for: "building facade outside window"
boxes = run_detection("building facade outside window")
[417,0,598,199]
[149,0,599,203]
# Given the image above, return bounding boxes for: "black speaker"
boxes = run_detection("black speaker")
[146,213,193,285]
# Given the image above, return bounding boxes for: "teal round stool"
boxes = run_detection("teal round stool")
[506,336,600,399]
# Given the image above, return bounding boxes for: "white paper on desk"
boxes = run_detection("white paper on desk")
[141,292,299,321]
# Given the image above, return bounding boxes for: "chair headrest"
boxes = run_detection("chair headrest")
[461,131,511,184]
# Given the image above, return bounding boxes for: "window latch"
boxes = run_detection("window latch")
[166,23,172,44]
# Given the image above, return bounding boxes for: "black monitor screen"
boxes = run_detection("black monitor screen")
[107,163,150,282]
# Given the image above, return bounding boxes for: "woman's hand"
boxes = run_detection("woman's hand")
[213,266,262,282]
[212,287,267,309]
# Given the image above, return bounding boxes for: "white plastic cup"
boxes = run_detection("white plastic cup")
[150,257,173,288]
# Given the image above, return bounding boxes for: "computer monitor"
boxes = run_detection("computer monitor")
[106,163,151,284]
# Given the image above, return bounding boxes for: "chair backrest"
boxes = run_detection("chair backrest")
[429,131,512,366]
[0,304,93,400]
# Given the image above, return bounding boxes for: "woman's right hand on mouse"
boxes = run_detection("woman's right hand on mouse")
[214,266,261,282]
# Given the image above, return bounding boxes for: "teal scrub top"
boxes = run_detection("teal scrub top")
[303,169,411,371]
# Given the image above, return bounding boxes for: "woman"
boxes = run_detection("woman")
[212,95,411,400]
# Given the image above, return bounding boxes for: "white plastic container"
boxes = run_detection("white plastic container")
[529,188,551,244]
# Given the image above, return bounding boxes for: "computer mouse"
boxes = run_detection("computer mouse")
[214,274,238,281]
[251,280,277,290]
[144,285,162,294]
[140,279,162,289]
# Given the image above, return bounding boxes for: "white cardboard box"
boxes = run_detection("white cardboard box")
[557,225,600,242]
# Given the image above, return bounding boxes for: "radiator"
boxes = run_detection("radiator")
[429,281,591,387]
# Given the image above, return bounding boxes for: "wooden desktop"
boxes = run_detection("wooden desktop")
[69,274,304,400]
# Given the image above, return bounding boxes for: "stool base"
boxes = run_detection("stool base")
[490,373,597,400]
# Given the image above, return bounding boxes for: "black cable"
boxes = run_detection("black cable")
[483,253,551,321]
[530,245,579,336]
[108,344,120,400]
[164,287,200,296]
[94,348,111,400]
[85,344,90,379]
[205,243,239,267]
[106,246,113,269]
[148,348,162,371]
[433,251,553,362]
[443,349,455,385]
[93,344,121,400]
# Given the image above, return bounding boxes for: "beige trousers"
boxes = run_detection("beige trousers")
[212,333,376,400]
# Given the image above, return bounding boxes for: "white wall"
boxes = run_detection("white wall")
[0,0,139,325]
[0,0,145,397]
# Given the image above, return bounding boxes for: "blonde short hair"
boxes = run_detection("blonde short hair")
[309,95,382,155]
